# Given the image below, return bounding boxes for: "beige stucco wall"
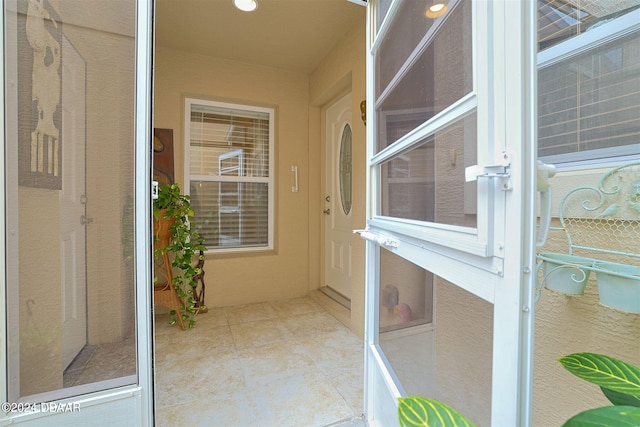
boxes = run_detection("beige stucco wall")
[309,15,367,337]
[532,179,640,426]
[154,46,313,307]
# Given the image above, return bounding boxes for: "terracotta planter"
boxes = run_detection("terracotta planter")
[153,209,175,249]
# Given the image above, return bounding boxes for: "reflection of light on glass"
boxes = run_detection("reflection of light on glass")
[233,0,258,12]
[426,2,447,18]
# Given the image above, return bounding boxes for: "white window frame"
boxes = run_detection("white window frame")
[184,98,275,254]
[537,7,640,170]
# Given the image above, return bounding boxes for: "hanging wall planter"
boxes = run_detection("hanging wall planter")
[538,253,595,295]
[594,260,640,314]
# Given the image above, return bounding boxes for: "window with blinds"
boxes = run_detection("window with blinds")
[537,2,640,164]
[185,99,274,252]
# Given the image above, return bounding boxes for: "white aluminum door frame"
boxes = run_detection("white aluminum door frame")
[363,0,538,426]
[0,1,155,425]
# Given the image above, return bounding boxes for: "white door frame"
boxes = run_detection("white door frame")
[0,1,154,424]
[363,0,538,425]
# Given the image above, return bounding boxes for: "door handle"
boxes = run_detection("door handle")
[536,161,556,248]
[323,208,331,215]
[80,215,94,225]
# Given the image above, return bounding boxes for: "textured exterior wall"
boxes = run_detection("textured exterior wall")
[532,170,640,426]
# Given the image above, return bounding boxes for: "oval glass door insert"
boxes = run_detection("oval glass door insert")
[339,123,352,215]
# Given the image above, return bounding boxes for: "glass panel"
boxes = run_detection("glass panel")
[538,0,640,51]
[375,0,393,32]
[430,276,493,425]
[376,0,440,93]
[377,248,492,424]
[538,31,640,161]
[375,0,472,153]
[380,113,477,228]
[5,0,137,400]
[378,249,434,396]
[339,124,353,215]
[190,181,269,249]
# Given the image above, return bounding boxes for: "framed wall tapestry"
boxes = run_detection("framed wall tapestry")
[153,128,174,185]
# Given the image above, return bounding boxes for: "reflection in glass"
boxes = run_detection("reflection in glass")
[378,249,434,396]
[538,31,640,161]
[377,248,493,424]
[5,0,137,401]
[380,113,477,228]
[537,0,640,51]
[375,0,472,152]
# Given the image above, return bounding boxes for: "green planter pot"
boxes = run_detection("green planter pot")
[595,260,640,314]
[539,253,594,295]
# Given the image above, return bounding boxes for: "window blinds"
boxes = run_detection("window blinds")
[188,104,271,250]
[538,30,640,161]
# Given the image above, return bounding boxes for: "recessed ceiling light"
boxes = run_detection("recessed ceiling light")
[234,0,258,12]
[426,2,447,18]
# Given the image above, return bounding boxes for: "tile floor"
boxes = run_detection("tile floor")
[154,291,366,427]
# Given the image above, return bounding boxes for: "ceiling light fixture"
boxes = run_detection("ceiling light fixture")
[426,2,447,18]
[233,0,258,12]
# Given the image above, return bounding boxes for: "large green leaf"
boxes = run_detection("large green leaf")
[601,387,640,407]
[398,396,476,427]
[559,353,640,397]
[561,406,640,427]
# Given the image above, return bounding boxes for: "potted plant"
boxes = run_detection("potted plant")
[153,183,205,328]
[559,352,640,425]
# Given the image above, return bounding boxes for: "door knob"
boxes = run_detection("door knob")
[323,208,331,215]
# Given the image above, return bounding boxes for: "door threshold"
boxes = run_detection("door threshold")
[320,286,351,310]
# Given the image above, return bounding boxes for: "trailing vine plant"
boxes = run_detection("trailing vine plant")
[153,183,205,328]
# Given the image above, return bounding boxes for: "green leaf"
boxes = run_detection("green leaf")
[601,387,640,407]
[559,353,640,397]
[398,396,476,427]
[561,406,640,427]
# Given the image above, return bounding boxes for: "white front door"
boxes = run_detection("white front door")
[324,93,353,300]
[363,1,538,426]
[1,0,154,425]
[59,35,87,370]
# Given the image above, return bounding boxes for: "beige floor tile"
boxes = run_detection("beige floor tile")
[156,346,244,408]
[270,296,324,317]
[192,306,229,328]
[154,324,235,365]
[310,290,352,328]
[156,388,258,427]
[281,311,350,338]
[250,370,355,427]
[154,294,365,427]
[300,329,364,372]
[327,365,365,414]
[224,302,279,325]
[230,318,295,349]
[238,341,316,386]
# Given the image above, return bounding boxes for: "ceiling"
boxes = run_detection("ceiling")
[154,0,367,74]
